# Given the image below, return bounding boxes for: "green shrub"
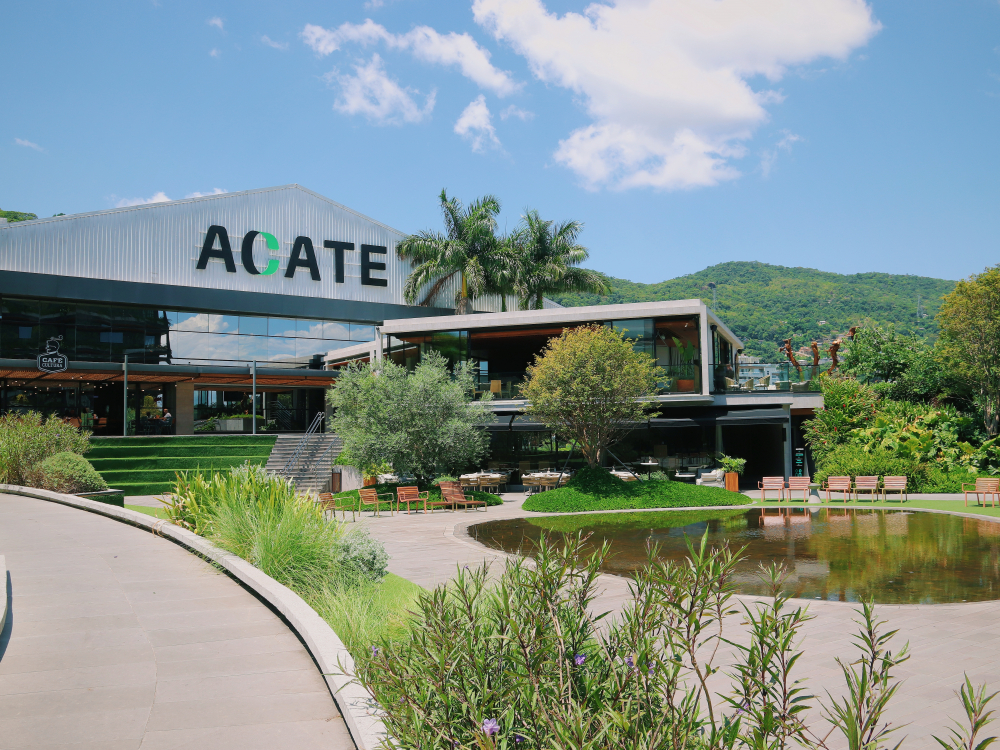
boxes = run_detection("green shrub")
[522,466,748,513]
[814,444,925,487]
[36,452,108,494]
[803,376,881,463]
[0,411,91,486]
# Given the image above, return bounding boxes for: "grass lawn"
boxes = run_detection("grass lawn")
[125,504,169,519]
[523,467,750,513]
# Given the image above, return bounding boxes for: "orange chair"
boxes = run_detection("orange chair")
[359,487,395,517]
[823,476,852,503]
[786,476,812,502]
[964,478,1000,508]
[759,476,786,502]
[854,476,880,502]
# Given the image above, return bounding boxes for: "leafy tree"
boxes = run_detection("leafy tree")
[0,209,38,223]
[841,325,922,381]
[802,376,880,464]
[397,190,509,314]
[328,351,494,480]
[509,209,608,310]
[938,265,1000,436]
[521,325,662,467]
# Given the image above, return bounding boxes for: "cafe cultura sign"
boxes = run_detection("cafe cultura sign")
[196,225,388,287]
[38,336,68,374]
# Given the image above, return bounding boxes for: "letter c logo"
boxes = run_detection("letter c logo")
[241,231,280,276]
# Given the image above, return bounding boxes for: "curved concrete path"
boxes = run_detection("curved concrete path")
[0,493,354,750]
[361,494,1000,749]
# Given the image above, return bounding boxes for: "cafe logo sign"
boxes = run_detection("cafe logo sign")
[196,225,388,287]
[38,336,69,374]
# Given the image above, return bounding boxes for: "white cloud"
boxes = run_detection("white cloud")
[185,188,228,198]
[207,17,224,31]
[15,138,44,152]
[115,191,172,207]
[473,0,879,190]
[261,35,288,50]
[209,48,221,58]
[455,95,501,152]
[302,20,519,97]
[332,54,436,125]
[500,105,533,121]
[760,130,802,177]
[364,0,385,7]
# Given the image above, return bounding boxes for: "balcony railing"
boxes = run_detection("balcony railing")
[715,363,824,394]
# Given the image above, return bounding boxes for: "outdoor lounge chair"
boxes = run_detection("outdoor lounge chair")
[823,476,852,502]
[854,476,880,502]
[882,476,908,502]
[759,476,786,502]
[964,478,1000,508]
[786,476,811,501]
[439,482,487,512]
[359,487,395,517]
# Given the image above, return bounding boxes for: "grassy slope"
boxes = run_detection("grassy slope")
[550,261,956,359]
[523,468,749,513]
[90,436,277,496]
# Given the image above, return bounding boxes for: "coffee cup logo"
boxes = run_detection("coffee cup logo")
[38,336,69,374]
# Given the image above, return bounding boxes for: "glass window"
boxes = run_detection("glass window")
[268,318,298,338]
[172,311,210,332]
[320,321,351,340]
[239,336,267,361]
[267,337,297,362]
[239,315,268,336]
[1,323,38,358]
[297,319,324,338]
[75,304,113,328]
[350,324,376,342]
[1,298,40,323]
[100,331,124,344]
[210,315,239,334]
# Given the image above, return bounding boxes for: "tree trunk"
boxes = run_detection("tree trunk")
[455,273,471,315]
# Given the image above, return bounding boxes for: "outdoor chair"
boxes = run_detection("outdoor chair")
[480,478,502,494]
[359,487,394,517]
[854,476,880,502]
[823,476,852,503]
[964,478,1000,508]
[440,483,487,512]
[759,476,786,502]
[757,375,771,390]
[396,485,443,514]
[538,476,559,492]
[786,476,812,501]
[882,476,908,502]
[460,476,481,493]
[317,492,354,522]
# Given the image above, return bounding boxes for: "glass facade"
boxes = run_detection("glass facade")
[0,296,376,368]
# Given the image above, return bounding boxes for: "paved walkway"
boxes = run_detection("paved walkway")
[0,493,354,750]
[361,494,1000,748]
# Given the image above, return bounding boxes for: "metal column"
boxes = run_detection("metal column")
[122,355,128,437]
[252,360,257,435]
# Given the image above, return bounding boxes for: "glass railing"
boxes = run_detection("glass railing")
[475,372,525,400]
[715,363,825,394]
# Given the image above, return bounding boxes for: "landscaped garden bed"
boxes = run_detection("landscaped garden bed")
[522,466,749,513]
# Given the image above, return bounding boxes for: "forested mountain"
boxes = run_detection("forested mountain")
[549,261,957,359]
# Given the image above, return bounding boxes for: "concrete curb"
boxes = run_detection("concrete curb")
[0,485,386,750]
[0,554,6,635]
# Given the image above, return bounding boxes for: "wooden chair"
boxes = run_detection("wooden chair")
[882,476,908,502]
[759,476,786,502]
[823,476,852,503]
[440,482,487,512]
[480,478,502,495]
[964,478,1000,508]
[359,487,394,517]
[396,486,442,514]
[854,476,880,502]
[490,379,503,398]
[460,476,481,493]
[786,476,811,502]
[317,492,355,522]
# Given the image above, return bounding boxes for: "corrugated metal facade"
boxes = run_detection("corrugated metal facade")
[0,185,479,314]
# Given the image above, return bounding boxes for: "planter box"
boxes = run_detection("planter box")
[77,489,125,507]
[219,418,243,432]
[724,473,740,492]
[676,379,696,392]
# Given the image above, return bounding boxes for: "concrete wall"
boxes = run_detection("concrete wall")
[175,383,194,435]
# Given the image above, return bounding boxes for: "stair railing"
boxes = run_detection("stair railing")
[298,436,341,489]
[280,412,325,477]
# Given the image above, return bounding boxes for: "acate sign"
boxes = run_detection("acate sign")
[38,336,69,374]
[196,225,387,287]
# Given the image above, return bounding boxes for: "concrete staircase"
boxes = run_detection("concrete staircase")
[265,433,343,494]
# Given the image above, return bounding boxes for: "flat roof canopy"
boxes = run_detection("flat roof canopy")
[0,360,338,387]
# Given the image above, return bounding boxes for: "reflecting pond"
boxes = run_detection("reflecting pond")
[469,508,1000,604]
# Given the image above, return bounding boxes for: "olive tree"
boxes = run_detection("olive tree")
[520,325,663,467]
[938,265,1000,436]
[328,351,495,480]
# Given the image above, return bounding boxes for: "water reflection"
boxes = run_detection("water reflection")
[470,509,1000,605]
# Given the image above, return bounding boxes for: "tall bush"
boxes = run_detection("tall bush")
[802,377,880,464]
[0,411,91,486]
[37,452,107,494]
[813,444,925,487]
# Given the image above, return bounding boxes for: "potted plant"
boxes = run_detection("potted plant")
[718,454,746,492]
[362,460,392,487]
[672,337,698,392]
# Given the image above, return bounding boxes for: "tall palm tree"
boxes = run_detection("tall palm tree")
[510,209,609,310]
[397,190,511,315]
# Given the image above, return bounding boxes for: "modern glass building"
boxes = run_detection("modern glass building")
[0,185,464,435]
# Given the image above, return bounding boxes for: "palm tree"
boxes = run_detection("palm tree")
[510,209,609,310]
[397,190,511,315]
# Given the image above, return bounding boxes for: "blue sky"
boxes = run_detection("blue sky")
[3,0,998,283]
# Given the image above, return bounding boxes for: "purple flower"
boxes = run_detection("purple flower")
[372,646,379,658]
[573,654,586,666]
[482,718,500,736]
[515,734,525,744]
[624,655,634,669]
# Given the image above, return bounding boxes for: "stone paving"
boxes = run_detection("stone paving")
[0,493,354,750]
[360,493,1000,748]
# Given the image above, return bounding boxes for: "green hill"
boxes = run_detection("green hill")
[549,261,957,359]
